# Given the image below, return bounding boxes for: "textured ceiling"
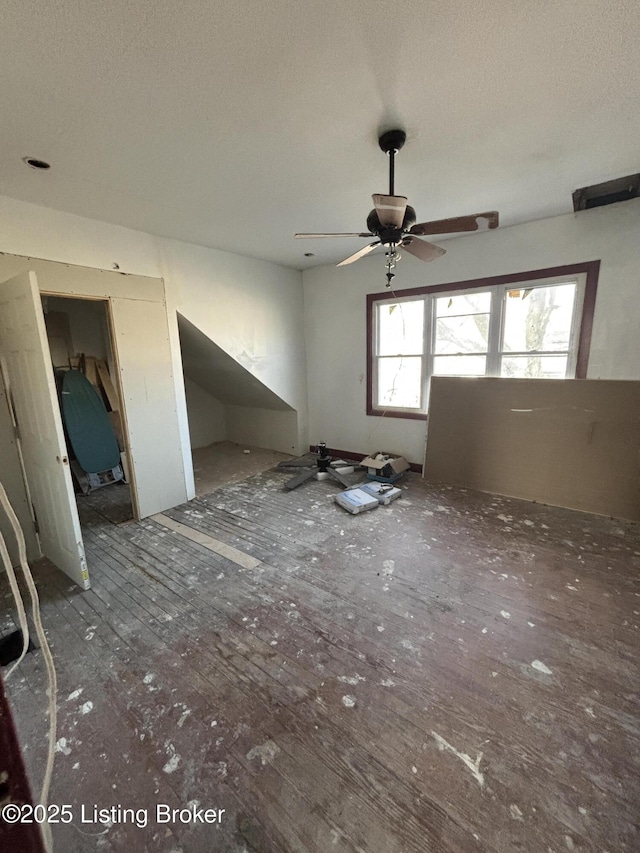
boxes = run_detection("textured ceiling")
[1,0,639,269]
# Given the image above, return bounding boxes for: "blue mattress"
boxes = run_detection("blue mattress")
[61,370,121,474]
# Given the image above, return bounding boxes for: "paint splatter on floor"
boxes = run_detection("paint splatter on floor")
[247,740,281,766]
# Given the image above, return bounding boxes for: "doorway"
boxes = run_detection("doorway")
[0,260,191,590]
[41,294,136,526]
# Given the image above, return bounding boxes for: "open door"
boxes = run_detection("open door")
[0,271,89,589]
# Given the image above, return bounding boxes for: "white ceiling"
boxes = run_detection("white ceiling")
[2,0,639,270]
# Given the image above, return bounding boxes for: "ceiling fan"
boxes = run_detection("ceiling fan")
[295,129,499,286]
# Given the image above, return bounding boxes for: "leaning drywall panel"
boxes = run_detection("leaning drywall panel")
[424,376,640,520]
[110,297,187,517]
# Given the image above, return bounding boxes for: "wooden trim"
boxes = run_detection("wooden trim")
[309,445,423,474]
[367,408,428,421]
[41,290,110,301]
[365,293,429,421]
[575,260,600,379]
[365,292,375,416]
[368,261,601,301]
[366,260,601,417]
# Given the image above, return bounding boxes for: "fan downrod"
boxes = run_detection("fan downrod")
[378,129,406,154]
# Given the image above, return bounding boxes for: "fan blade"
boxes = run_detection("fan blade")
[277,459,315,468]
[284,468,318,490]
[326,468,351,488]
[295,232,373,238]
[401,236,446,262]
[372,194,408,228]
[410,211,499,236]
[337,241,381,267]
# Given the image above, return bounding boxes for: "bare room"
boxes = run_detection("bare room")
[0,2,638,852]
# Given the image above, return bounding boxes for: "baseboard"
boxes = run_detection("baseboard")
[309,445,423,474]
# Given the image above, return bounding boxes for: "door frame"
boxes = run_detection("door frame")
[40,291,141,521]
[0,270,89,588]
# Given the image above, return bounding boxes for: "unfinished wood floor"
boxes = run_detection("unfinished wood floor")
[191,441,294,496]
[2,469,639,852]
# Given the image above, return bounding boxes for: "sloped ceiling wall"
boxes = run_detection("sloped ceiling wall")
[178,314,293,412]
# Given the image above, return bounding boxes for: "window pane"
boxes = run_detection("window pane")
[501,355,568,378]
[435,291,491,317]
[502,283,576,352]
[432,355,487,376]
[434,314,490,354]
[378,300,424,356]
[377,356,422,408]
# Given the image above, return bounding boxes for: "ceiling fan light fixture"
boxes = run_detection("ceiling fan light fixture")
[293,127,498,284]
[372,194,408,228]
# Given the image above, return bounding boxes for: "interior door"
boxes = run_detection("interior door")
[0,271,89,589]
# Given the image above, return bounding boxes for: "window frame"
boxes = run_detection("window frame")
[366,261,600,420]
[373,297,427,411]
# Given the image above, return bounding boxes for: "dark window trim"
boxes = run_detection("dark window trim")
[366,260,600,419]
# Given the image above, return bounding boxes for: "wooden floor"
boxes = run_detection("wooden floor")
[2,467,639,852]
[191,441,294,496]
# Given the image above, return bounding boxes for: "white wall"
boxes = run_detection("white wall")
[226,406,299,455]
[184,378,227,449]
[0,195,309,480]
[303,199,640,465]
[184,376,300,455]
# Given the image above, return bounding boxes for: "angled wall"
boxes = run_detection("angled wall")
[178,314,298,454]
[0,194,309,499]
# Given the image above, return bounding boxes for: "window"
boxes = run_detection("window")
[367,262,599,418]
[376,299,425,409]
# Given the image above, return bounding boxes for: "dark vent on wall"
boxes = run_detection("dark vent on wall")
[573,173,640,211]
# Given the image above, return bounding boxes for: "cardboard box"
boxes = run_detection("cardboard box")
[361,452,409,483]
